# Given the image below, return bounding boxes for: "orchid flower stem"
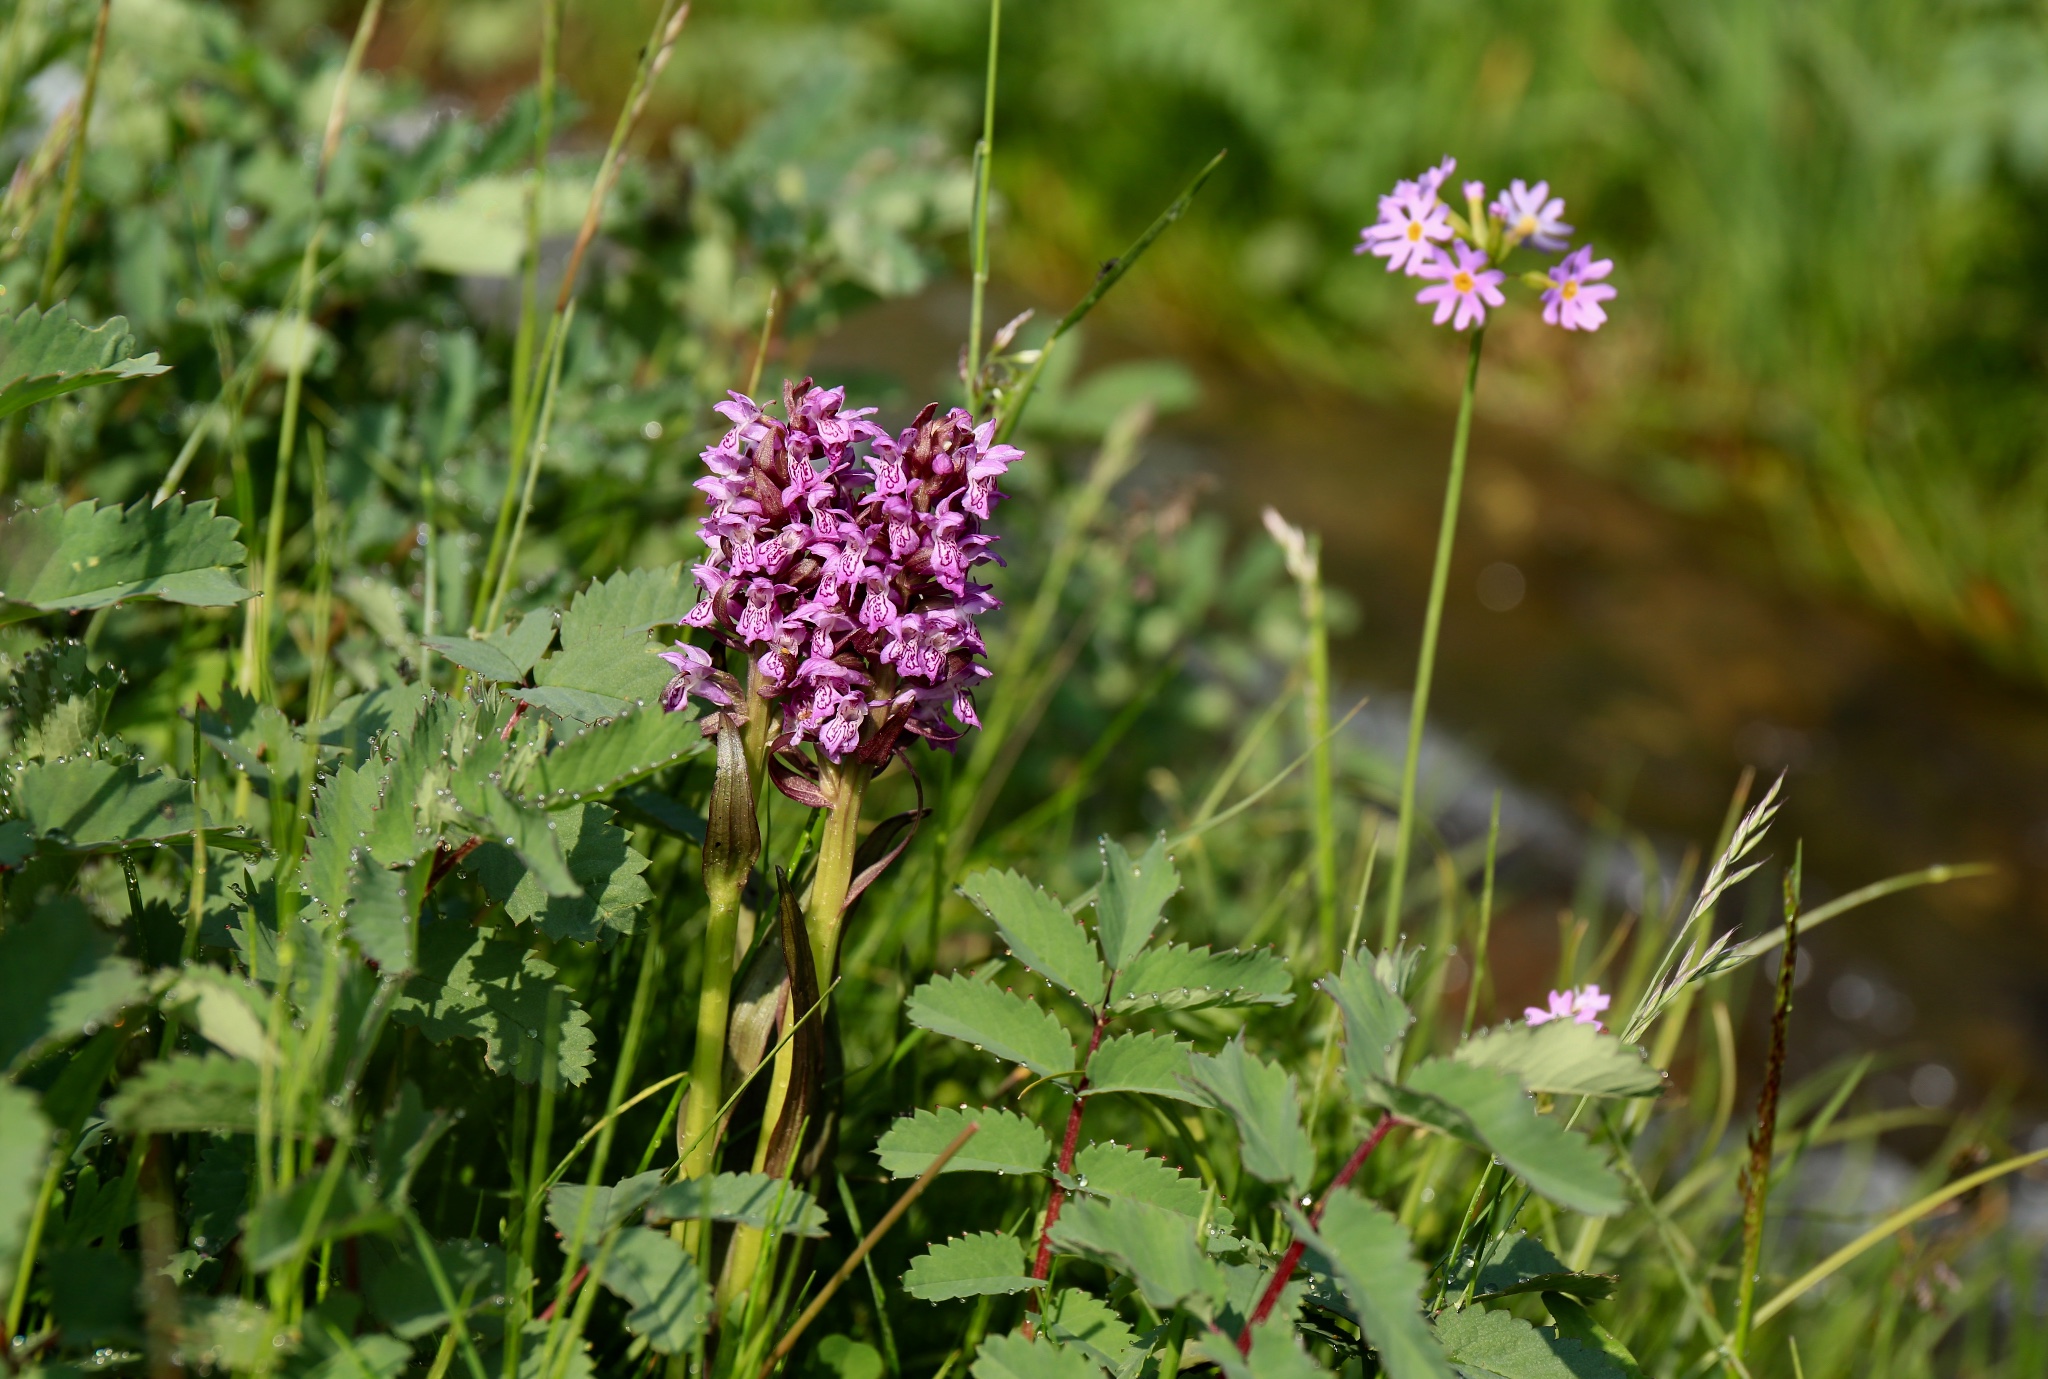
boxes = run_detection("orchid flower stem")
[1383,328,1485,948]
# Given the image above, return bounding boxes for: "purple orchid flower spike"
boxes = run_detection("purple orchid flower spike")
[661,377,1017,766]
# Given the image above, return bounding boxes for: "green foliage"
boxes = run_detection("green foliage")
[0,1083,51,1303]
[907,972,1078,1083]
[972,1331,1110,1379]
[0,497,248,619]
[601,1229,710,1354]
[105,1055,261,1135]
[901,1231,1036,1301]
[873,1106,1053,1178]
[392,922,596,1085]
[962,867,1106,1003]
[1385,1061,1624,1217]
[1048,1195,1224,1314]
[1452,1022,1665,1100]
[1433,1305,1626,1379]
[0,895,147,1072]
[1093,836,1179,973]
[0,306,166,419]
[1452,1235,1615,1305]
[1082,1030,1198,1102]
[641,1172,829,1237]
[1108,941,1293,1014]
[1185,1038,1314,1192]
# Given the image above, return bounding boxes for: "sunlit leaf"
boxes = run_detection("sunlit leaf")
[961,867,1105,1005]
[1183,1038,1313,1191]
[972,1331,1110,1379]
[1454,1022,1663,1100]
[0,305,167,419]
[907,973,1077,1082]
[1067,1142,1230,1233]
[0,895,148,1073]
[1084,1030,1200,1103]
[1093,836,1179,973]
[902,1231,1036,1301]
[1433,1304,1627,1379]
[0,496,248,620]
[1382,1061,1624,1217]
[549,1170,665,1245]
[1043,1289,1141,1372]
[873,1106,1052,1179]
[1048,1194,1225,1314]
[1108,942,1292,1014]
[523,707,704,808]
[1325,951,1413,1092]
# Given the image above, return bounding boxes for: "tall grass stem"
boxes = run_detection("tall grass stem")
[36,0,109,305]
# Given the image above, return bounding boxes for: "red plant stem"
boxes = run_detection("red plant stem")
[539,1264,588,1321]
[1021,1011,1111,1338]
[1238,1112,1396,1354]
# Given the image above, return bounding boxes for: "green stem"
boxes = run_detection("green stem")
[1460,791,1501,1038]
[1732,847,1801,1357]
[805,758,871,982]
[484,301,572,632]
[1382,328,1485,947]
[963,0,1000,408]
[1301,533,1338,968]
[4,1141,66,1335]
[37,0,110,305]
[679,870,741,1188]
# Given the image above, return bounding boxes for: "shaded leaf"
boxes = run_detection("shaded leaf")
[1454,1022,1664,1100]
[1068,1142,1230,1232]
[1324,951,1413,1092]
[549,1171,665,1246]
[106,1055,261,1134]
[1387,1062,1623,1217]
[1108,942,1292,1014]
[1541,1294,1649,1379]
[1085,1030,1200,1103]
[873,1106,1051,1179]
[1434,1305,1626,1379]
[1093,836,1178,973]
[524,708,703,808]
[1214,1319,1330,1379]
[342,860,416,974]
[1,639,119,762]
[603,1228,709,1354]
[459,785,579,899]
[1183,1038,1313,1191]
[1452,1234,1615,1304]
[195,688,303,798]
[7,757,196,847]
[973,1332,1109,1379]
[392,922,595,1085]
[0,496,247,619]
[0,895,148,1072]
[1043,1290,1140,1371]
[640,1172,827,1236]
[244,1164,399,1271]
[902,1231,1036,1301]
[1292,1190,1450,1379]
[962,867,1106,1005]
[365,1236,502,1339]
[467,802,650,944]
[0,305,167,419]
[907,973,1076,1082]
[1049,1194,1225,1314]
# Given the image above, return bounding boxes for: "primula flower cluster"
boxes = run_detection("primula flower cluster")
[1358,157,1616,333]
[660,378,1018,761]
[1524,984,1612,1033]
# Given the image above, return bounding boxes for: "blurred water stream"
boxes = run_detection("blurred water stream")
[806,283,2048,1124]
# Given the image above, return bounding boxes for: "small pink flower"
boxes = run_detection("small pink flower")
[1541,246,1616,332]
[1358,185,1453,276]
[1415,241,1506,331]
[1490,179,1573,252]
[1524,990,1578,1026]
[1524,984,1612,1033]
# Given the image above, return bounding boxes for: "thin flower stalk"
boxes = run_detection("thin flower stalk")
[1733,846,1802,1358]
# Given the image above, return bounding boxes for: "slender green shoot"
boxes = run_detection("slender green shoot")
[37,0,109,305]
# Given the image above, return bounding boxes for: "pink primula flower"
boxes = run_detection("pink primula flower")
[1415,241,1506,331]
[1541,246,1616,332]
[1358,183,1453,276]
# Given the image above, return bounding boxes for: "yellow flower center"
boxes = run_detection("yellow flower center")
[1453,270,1474,292]
[1562,280,1579,300]
[1516,214,1537,236]
[1406,221,1423,242]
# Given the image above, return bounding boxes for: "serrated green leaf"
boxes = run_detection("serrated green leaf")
[0,496,248,618]
[304,759,382,920]
[195,688,304,798]
[1452,1234,1615,1303]
[873,1106,1052,1178]
[1068,1143,1227,1231]
[1454,1022,1664,1100]
[907,973,1076,1082]
[392,922,595,1085]
[1434,1304,1626,1379]
[0,896,148,1072]
[1049,1195,1225,1314]
[342,860,416,973]
[467,802,649,943]
[513,686,633,724]
[549,1170,665,1246]
[640,1172,826,1236]
[1084,1030,1200,1103]
[1183,1039,1312,1191]
[1,639,119,761]
[0,305,167,419]
[1325,952,1413,1092]
[1043,1290,1140,1371]
[1292,1190,1451,1379]
[962,868,1106,1005]
[165,966,274,1065]
[973,1332,1109,1379]
[1215,1319,1330,1379]
[460,785,580,899]
[365,1237,502,1339]
[7,757,196,847]
[602,1228,709,1354]
[1093,836,1178,973]
[558,566,695,644]
[0,1083,51,1305]
[1388,1061,1624,1217]
[421,635,524,682]
[106,1055,262,1134]
[902,1231,1035,1301]
[1108,943,1292,1014]
[524,708,704,807]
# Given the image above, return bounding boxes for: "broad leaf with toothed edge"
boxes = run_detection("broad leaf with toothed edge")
[1326,951,1414,1092]
[1092,835,1178,973]
[1183,1038,1313,1192]
[907,972,1077,1083]
[1378,1060,1624,1217]
[962,867,1106,1004]
[972,1331,1110,1379]
[874,1106,1052,1179]
[1454,1021,1663,1100]
[0,496,249,622]
[902,1231,1037,1301]
[601,1229,709,1355]
[1050,1195,1226,1314]
[640,1172,826,1236]
[1290,1190,1451,1379]
[1108,942,1292,1014]
[1433,1304,1627,1379]
[1084,1030,1200,1103]
[391,922,595,1086]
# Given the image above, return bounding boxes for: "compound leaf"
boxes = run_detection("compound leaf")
[873,1106,1051,1179]
[1391,1061,1624,1217]
[640,1173,826,1236]
[962,867,1105,1006]
[0,495,247,618]
[907,973,1076,1083]
[972,1331,1109,1379]
[602,1228,709,1354]
[392,922,595,1085]
[902,1231,1036,1301]
[1434,1304,1627,1379]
